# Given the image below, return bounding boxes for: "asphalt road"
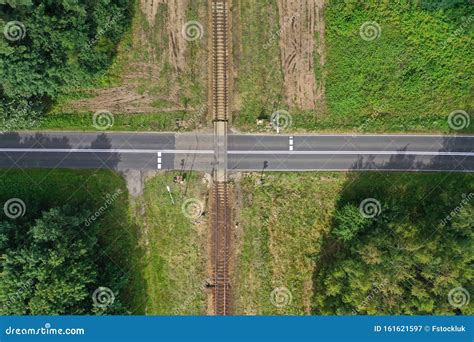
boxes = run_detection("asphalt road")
[0,132,473,172]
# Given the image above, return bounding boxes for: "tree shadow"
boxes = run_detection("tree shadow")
[0,132,147,314]
[0,132,121,170]
[311,136,473,315]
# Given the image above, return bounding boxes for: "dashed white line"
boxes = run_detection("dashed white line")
[289,136,294,151]
[0,149,473,157]
[157,152,162,170]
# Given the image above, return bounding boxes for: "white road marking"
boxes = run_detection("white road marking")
[157,152,162,169]
[0,148,473,157]
[289,136,294,151]
[0,148,214,154]
[228,151,474,156]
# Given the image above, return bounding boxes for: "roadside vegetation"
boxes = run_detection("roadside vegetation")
[232,0,284,127]
[36,111,192,132]
[50,0,208,122]
[0,170,138,314]
[0,0,131,129]
[234,0,473,133]
[235,172,473,315]
[0,170,208,315]
[130,172,208,315]
[1,0,209,132]
[235,173,345,315]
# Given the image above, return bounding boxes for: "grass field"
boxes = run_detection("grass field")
[235,173,346,314]
[235,171,473,315]
[0,169,209,315]
[234,1,473,134]
[37,111,193,132]
[232,0,284,126]
[130,172,209,315]
[25,1,472,133]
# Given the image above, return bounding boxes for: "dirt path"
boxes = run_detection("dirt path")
[140,0,160,26]
[69,0,197,114]
[277,0,326,110]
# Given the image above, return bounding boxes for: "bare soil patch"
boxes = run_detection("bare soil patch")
[68,0,206,114]
[277,0,326,110]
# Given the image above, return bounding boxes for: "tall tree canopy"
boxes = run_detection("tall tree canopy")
[0,206,125,315]
[0,0,130,119]
[313,174,473,315]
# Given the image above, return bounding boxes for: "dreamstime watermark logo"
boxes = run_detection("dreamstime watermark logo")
[0,100,40,134]
[181,21,204,42]
[352,278,388,314]
[92,287,115,309]
[92,110,114,130]
[353,112,381,136]
[2,279,34,312]
[440,193,473,227]
[270,287,292,308]
[176,103,209,130]
[359,21,381,41]
[448,287,470,308]
[3,21,26,41]
[448,110,470,130]
[4,322,85,336]
[359,198,382,218]
[85,189,122,227]
[444,15,474,47]
[3,198,26,219]
[263,14,299,50]
[270,110,292,133]
[84,15,120,50]
[181,198,204,219]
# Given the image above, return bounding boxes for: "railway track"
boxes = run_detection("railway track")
[211,182,231,315]
[211,0,230,123]
[210,0,231,315]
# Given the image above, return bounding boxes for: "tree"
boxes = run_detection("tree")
[0,206,124,315]
[313,174,473,315]
[332,205,370,242]
[0,0,130,121]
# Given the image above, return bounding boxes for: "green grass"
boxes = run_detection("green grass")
[37,112,194,132]
[236,173,346,314]
[130,172,208,314]
[234,1,473,133]
[236,171,473,315]
[0,169,209,315]
[233,0,284,126]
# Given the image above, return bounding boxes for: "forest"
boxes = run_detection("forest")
[0,170,135,315]
[0,0,131,128]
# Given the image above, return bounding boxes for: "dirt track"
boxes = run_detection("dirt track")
[277,0,326,110]
[70,0,196,114]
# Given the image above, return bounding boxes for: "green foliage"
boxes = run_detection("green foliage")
[37,111,192,132]
[313,173,474,315]
[236,173,346,315]
[234,0,284,127]
[236,172,472,315]
[132,173,208,315]
[0,0,131,119]
[0,169,138,315]
[235,1,473,133]
[0,206,101,315]
[321,0,473,133]
[332,205,370,242]
[0,0,33,8]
